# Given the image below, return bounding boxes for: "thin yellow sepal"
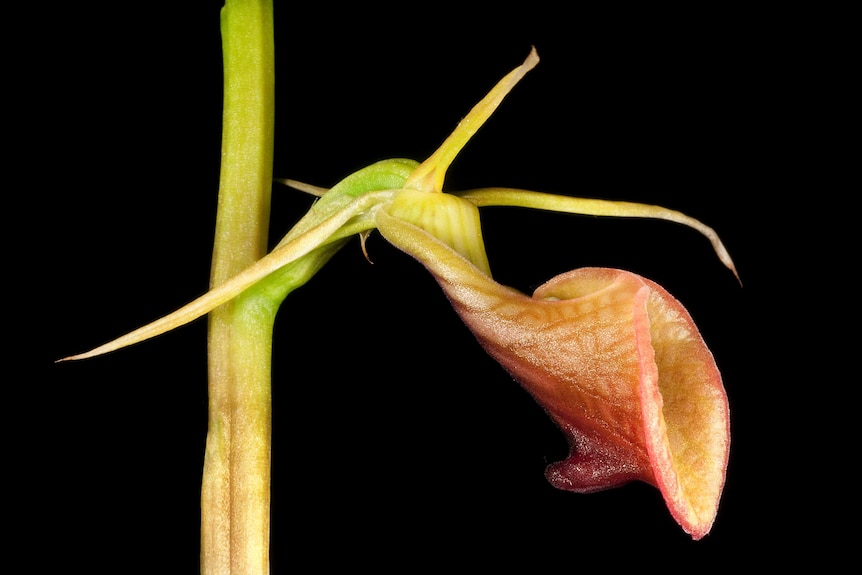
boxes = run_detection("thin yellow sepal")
[458,187,740,284]
[403,47,540,194]
[57,190,396,362]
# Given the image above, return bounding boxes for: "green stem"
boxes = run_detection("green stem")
[202,1,274,573]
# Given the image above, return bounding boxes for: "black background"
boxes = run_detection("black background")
[22,2,832,571]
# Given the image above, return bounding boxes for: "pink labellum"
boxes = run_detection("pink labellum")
[445,266,729,539]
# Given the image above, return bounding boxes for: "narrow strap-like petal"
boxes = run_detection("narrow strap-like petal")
[458,187,739,283]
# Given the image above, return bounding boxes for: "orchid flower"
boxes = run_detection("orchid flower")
[61,47,735,540]
[376,204,729,538]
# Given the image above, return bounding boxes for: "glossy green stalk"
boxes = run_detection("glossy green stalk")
[203,1,274,573]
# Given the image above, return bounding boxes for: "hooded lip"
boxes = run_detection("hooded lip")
[481,268,728,539]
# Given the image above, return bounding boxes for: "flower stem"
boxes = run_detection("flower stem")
[202,1,275,573]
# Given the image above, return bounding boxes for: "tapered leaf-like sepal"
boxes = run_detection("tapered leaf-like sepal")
[376,209,729,539]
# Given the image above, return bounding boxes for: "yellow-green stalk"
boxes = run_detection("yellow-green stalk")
[203,1,274,572]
